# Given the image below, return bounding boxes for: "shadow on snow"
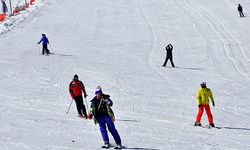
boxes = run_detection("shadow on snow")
[50,53,74,57]
[222,126,250,131]
[175,66,204,71]
[116,119,140,122]
[160,65,204,70]
[124,148,158,150]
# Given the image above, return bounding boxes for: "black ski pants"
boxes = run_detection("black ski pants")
[74,96,87,118]
[42,45,49,55]
[239,11,244,17]
[163,56,175,67]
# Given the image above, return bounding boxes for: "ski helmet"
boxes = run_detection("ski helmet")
[73,74,78,80]
[200,82,206,88]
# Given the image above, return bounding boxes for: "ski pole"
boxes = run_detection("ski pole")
[66,100,73,114]
[48,43,55,54]
[84,98,90,114]
[37,44,41,55]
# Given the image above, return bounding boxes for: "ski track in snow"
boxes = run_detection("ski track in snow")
[185,0,250,80]
[138,0,161,78]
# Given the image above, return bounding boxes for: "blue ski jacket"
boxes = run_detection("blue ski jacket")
[38,36,49,46]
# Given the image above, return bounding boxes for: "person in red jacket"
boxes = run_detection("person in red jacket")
[69,74,88,118]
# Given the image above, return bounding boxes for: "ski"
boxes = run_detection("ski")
[201,125,211,129]
[114,145,126,149]
[101,143,112,149]
[195,125,221,129]
[203,125,221,129]
[101,146,110,149]
[212,126,221,129]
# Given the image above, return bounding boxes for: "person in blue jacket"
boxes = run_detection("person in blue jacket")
[38,34,50,55]
[88,86,123,149]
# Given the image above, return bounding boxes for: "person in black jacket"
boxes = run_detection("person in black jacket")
[2,0,8,14]
[88,86,122,149]
[162,43,175,67]
[238,4,244,17]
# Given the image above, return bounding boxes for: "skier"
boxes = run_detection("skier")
[1,0,8,14]
[37,34,50,55]
[69,74,88,119]
[194,82,215,127]
[88,86,123,149]
[162,43,175,67]
[238,4,244,17]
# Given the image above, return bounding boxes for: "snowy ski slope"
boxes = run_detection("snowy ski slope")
[0,0,250,149]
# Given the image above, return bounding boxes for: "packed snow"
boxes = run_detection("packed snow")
[0,0,250,149]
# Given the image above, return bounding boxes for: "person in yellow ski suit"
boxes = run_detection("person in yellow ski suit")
[194,82,215,127]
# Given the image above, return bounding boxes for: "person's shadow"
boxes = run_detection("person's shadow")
[161,65,204,71]
[50,53,74,57]
[124,147,158,150]
[116,119,139,122]
[221,126,250,131]
[175,66,204,71]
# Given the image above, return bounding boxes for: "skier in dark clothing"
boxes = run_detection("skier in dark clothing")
[2,0,8,14]
[69,74,88,119]
[162,43,175,67]
[88,86,123,149]
[238,4,244,17]
[38,34,50,55]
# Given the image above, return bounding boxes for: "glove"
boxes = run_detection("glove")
[111,116,115,122]
[103,99,111,105]
[212,101,215,107]
[87,113,93,119]
[94,118,98,125]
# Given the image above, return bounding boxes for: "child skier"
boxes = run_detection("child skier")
[38,34,50,55]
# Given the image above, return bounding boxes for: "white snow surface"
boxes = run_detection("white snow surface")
[1,0,250,149]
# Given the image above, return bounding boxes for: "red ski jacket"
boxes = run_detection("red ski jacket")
[69,80,87,99]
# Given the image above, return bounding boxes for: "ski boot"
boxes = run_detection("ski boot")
[194,122,202,126]
[101,141,111,149]
[114,145,123,149]
[210,123,215,127]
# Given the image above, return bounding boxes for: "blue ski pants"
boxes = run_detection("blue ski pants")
[98,116,121,145]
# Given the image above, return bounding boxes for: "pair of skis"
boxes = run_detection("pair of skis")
[101,145,126,149]
[196,124,221,129]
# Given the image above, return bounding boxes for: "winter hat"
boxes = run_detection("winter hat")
[200,82,206,88]
[73,74,78,80]
[95,86,102,95]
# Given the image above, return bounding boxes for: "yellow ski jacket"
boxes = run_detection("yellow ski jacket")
[196,87,214,105]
